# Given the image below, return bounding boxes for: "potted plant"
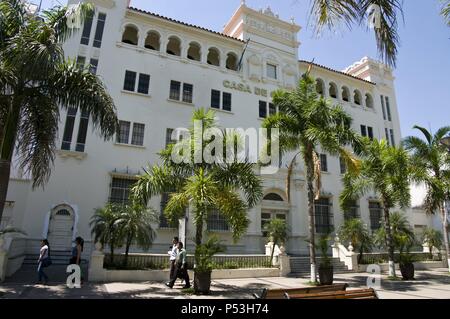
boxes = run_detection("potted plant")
[317,234,333,285]
[193,236,225,295]
[398,234,416,280]
[399,252,415,280]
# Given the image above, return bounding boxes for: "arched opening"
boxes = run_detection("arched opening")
[316,79,325,96]
[144,31,160,51]
[122,25,138,45]
[365,93,374,108]
[263,193,284,201]
[226,52,238,71]
[166,36,181,56]
[187,42,201,61]
[342,86,350,102]
[354,90,362,105]
[48,205,75,251]
[329,82,338,99]
[207,47,220,66]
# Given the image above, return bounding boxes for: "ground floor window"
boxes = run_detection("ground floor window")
[261,210,286,237]
[369,201,383,231]
[314,197,334,234]
[109,177,137,204]
[207,210,229,232]
[344,200,360,221]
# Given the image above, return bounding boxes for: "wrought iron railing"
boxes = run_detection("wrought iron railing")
[103,254,275,270]
[359,252,442,265]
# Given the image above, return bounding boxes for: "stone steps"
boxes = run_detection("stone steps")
[289,257,350,276]
[23,250,88,266]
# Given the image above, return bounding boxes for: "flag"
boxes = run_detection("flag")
[237,38,251,72]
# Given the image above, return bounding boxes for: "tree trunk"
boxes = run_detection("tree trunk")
[0,96,21,224]
[110,243,114,265]
[440,206,450,272]
[382,205,396,277]
[124,236,132,268]
[0,160,11,226]
[270,240,276,266]
[194,214,204,267]
[305,151,317,283]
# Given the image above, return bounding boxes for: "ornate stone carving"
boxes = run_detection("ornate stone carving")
[95,242,103,252]
[245,17,295,41]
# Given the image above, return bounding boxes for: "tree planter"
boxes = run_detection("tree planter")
[318,265,334,285]
[194,271,212,295]
[400,263,414,280]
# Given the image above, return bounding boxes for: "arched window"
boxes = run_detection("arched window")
[365,93,374,108]
[329,82,338,99]
[207,47,220,66]
[144,31,160,51]
[263,193,284,201]
[166,36,181,56]
[226,52,238,71]
[122,25,138,45]
[316,79,325,96]
[56,209,71,216]
[342,86,350,102]
[187,42,201,61]
[354,90,362,105]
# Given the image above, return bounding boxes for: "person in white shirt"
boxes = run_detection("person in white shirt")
[37,239,50,284]
[166,237,179,285]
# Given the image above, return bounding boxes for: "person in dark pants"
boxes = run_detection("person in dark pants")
[166,242,190,289]
[166,236,179,286]
[70,237,84,284]
[37,239,51,284]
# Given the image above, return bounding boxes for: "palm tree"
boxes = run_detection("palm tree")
[422,227,443,259]
[116,202,158,267]
[90,203,123,265]
[341,139,411,277]
[307,0,403,67]
[0,1,118,222]
[374,211,416,255]
[338,218,373,264]
[403,125,450,270]
[132,109,262,292]
[264,218,288,264]
[262,74,362,282]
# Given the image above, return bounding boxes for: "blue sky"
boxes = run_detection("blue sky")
[40,0,450,139]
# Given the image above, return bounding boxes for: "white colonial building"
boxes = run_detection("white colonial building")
[2,0,436,257]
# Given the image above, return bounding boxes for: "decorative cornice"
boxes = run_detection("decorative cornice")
[56,150,87,160]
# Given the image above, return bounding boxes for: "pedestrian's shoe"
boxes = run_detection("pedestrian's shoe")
[165,282,173,288]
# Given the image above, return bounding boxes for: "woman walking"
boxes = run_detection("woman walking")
[70,237,84,283]
[37,239,51,284]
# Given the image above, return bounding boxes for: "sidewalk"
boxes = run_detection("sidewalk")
[1,266,449,299]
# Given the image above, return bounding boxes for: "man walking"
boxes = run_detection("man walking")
[166,237,178,286]
[166,242,190,289]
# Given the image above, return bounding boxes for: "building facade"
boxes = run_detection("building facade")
[2,0,432,257]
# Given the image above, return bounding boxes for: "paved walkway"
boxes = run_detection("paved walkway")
[1,266,449,299]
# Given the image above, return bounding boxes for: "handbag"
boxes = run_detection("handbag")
[42,257,52,267]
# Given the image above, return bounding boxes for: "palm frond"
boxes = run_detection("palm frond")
[15,91,58,188]
[49,62,118,140]
[41,3,94,43]
[441,0,450,26]
[413,125,433,145]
